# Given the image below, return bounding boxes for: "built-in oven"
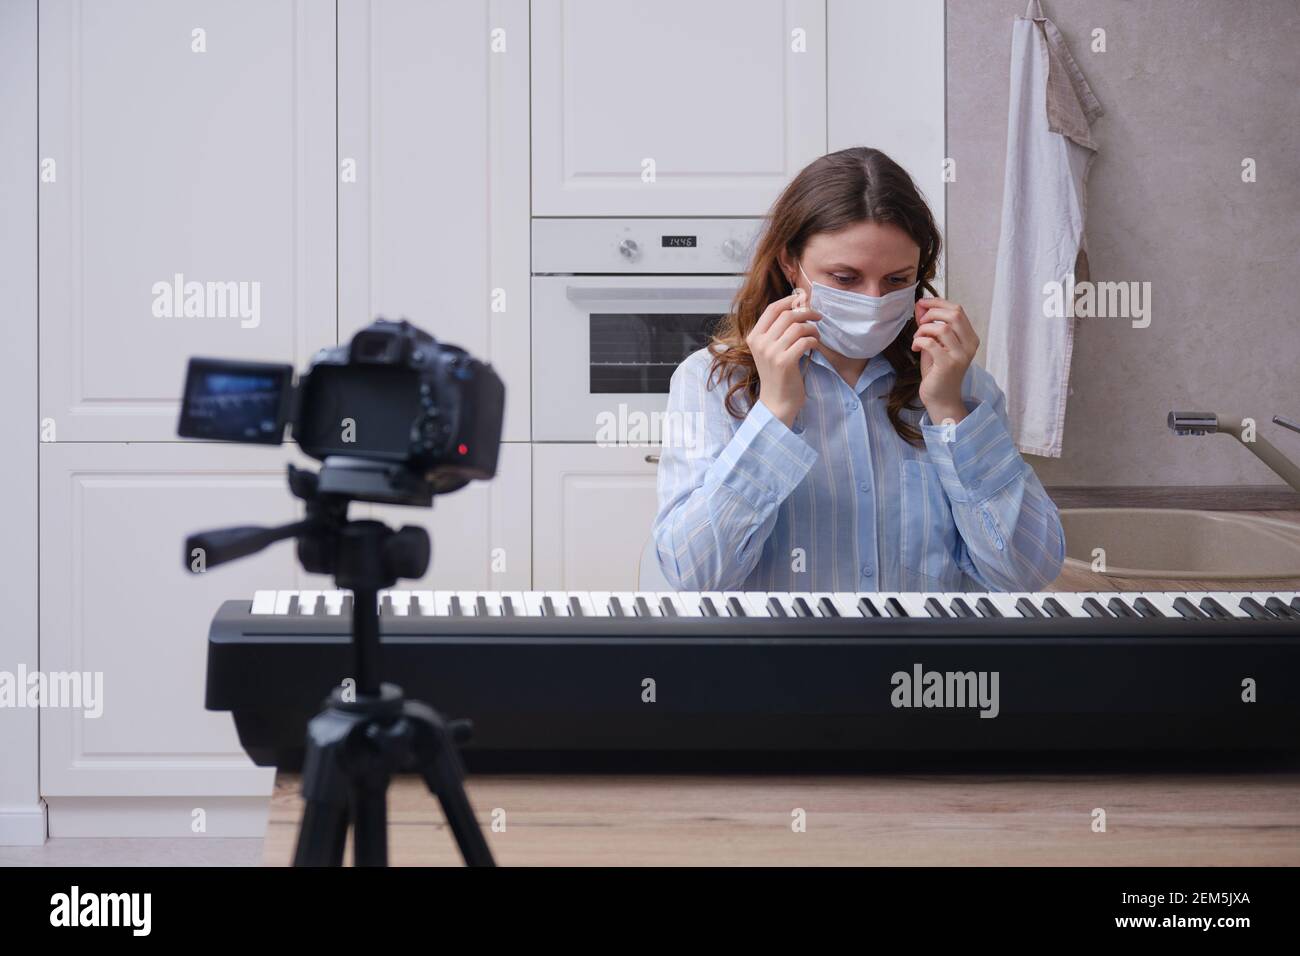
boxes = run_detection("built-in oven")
[531,218,762,442]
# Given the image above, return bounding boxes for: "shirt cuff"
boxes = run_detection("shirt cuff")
[714,398,819,505]
[919,400,1027,504]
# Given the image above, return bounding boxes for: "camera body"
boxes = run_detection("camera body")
[179,318,504,495]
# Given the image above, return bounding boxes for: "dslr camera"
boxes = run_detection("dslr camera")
[178,318,505,502]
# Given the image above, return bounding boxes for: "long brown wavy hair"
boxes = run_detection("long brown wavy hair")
[708,147,942,447]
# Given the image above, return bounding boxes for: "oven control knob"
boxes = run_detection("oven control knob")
[617,238,640,261]
[721,238,746,262]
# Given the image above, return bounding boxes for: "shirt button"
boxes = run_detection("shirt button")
[847,400,859,411]
[858,481,870,493]
[860,564,874,578]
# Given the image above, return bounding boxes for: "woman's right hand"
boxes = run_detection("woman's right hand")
[746,292,821,428]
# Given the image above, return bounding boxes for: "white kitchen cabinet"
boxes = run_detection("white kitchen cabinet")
[828,0,946,288]
[533,444,662,589]
[37,443,334,832]
[530,0,827,216]
[38,0,336,442]
[339,0,531,442]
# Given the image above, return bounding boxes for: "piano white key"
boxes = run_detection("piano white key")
[388,590,412,616]
[433,590,457,616]
[1186,591,1249,617]
[296,590,322,615]
[499,591,527,617]
[1046,592,1092,617]
[478,591,505,616]
[273,590,297,615]
[322,590,346,616]
[675,591,704,616]
[985,593,1029,618]
[543,590,575,616]
[457,590,482,616]
[585,591,613,616]
[893,593,938,618]
[522,591,548,617]
[740,592,774,617]
[699,591,728,616]
[633,591,665,616]
[251,590,278,615]
[653,591,685,616]
[831,592,869,617]
[610,591,640,616]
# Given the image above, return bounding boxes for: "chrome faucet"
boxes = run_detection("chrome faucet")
[1167,411,1300,494]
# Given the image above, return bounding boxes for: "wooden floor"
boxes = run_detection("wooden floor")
[265,770,1300,867]
[267,515,1300,866]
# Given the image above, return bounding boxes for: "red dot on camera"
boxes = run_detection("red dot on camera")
[458,443,468,455]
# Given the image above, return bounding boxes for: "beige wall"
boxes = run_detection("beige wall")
[946,0,1300,487]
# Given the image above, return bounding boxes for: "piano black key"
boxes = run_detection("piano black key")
[1106,597,1137,618]
[501,595,516,616]
[607,595,625,617]
[726,597,747,618]
[700,596,719,617]
[286,594,300,616]
[923,597,950,618]
[792,597,815,618]
[884,597,908,618]
[1264,597,1298,619]
[975,597,1002,618]
[1171,596,1207,620]
[311,594,326,615]
[949,597,975,618]
[659,596,679,617]
[817,597,840,618]
[448,595,462,617]
[1080,597,1110,618]
[857,597,881,617]
[1132,597,1164,618]
[1015,597,1044,618]
[341,594,354,615]
[766,597,787,618]
[1238,596,1274,621]
[475,596,489,617]
[569,596,585,617]
[634,596,652,617]
[1041,597,1070,618]
[1198,597,1233,620]
[1292,597,1300,613]
[379,594,394,616]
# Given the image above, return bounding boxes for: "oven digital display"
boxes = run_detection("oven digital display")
[661,235,697,248]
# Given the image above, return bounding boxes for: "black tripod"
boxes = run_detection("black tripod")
[189,460,495,867]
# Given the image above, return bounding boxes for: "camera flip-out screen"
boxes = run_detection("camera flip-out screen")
[178,358,294,445]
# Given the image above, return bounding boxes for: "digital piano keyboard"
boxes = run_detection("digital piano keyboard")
[207,588,1300,768]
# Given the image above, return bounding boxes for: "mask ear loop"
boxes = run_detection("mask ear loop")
[790,261,809,313]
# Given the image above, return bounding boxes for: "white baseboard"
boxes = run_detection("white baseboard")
[0,801,48,845]
[47,797,271,838]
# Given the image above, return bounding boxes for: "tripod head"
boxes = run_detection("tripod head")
[185,458,435,695]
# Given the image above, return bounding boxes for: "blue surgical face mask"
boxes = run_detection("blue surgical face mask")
[797,263,918,359]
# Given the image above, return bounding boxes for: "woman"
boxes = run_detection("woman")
[652,147,1065,594]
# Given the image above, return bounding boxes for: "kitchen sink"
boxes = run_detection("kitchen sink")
[1060,508,1300,579]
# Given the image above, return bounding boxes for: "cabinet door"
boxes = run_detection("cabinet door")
[533,444,661,590]
[38,0,336,441]
[531,0,827,216]
[828,0,946,289]
[38,442,324,797]
[365,441,532,590]
[338,0,531,442]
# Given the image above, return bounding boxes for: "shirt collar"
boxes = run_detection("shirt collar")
[806,349,896,395]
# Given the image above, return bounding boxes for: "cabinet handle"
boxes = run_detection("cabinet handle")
[644,454,660,464]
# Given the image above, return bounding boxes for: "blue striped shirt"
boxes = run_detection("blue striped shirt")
[652,345,1066,592]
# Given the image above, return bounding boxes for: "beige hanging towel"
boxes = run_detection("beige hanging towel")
[984,0,1103,458]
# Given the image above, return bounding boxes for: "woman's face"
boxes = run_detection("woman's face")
[783,219,921,300]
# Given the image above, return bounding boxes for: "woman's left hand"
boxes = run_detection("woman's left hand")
[912,297,979,426]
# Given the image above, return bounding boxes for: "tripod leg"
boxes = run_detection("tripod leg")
[404,701,496,867]
[294,800,349,867]
[350,779,390,867]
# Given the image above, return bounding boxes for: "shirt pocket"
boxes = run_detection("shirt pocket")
[899,458,964,590]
